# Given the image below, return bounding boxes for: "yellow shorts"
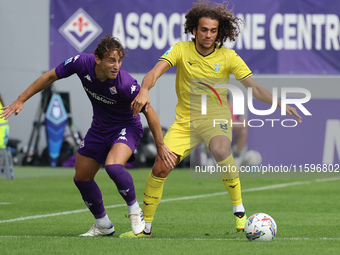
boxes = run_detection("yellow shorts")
[164,116,233,162]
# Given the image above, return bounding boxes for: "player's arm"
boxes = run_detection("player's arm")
[240,76,302,123]
[142,105,176,169]
[131,60,170,116]
[0,69,59,120]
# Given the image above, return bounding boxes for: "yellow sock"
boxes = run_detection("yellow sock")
[218,154,243,206]
[143,171,166,223]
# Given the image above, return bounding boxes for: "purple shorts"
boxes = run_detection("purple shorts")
[78,123,144,164]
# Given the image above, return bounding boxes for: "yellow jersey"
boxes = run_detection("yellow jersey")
[0,101,8,125]
[0,101,9,149]
[159,41,252,122]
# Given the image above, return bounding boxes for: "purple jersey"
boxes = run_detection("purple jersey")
[55,54,142,128]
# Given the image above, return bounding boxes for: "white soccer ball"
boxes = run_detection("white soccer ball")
[244,213,277,241]
[244,150,262,166]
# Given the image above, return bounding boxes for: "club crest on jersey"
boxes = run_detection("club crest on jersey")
[212,63,223,72]
[79,140,85,148]
[109,86,117,95]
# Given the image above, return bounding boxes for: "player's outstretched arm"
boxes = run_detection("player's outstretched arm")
[142,105,176,169]
[131,61,170,116]
[0,69,59,120]
[240,77,302,123]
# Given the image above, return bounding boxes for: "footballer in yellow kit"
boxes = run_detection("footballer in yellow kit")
[0,97,9,149]
[160,40,252,162]
[119,1,301,238]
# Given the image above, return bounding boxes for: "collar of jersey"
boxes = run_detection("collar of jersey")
[193,40,216,57]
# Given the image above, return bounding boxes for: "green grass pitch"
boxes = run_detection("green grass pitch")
[1,167,340,254]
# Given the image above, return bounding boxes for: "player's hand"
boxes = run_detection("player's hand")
[156,144,177,170]
[131,88,150,116]
[286,105,302,124]
[0,99,24,120]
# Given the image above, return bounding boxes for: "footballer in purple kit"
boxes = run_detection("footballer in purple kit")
[0,34,176,237]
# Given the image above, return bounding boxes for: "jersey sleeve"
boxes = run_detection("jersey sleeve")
[54,55,82,79]
[130,79,147,112]
[230,51,252,81]
[118,69,146,112]
[159,42,182,67]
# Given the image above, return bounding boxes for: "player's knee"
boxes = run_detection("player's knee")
[74,166,97,181]
[105,164,125,179]
[152,158,171,178]
[73,173,94,182]
[210,146,231,162]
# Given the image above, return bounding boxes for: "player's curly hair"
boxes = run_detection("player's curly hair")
[184,0,244,48]
[95,34,125,60]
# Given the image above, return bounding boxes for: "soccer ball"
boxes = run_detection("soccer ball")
[244,150,262,166]
[244,213,277,241]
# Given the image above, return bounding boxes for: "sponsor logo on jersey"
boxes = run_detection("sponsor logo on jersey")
[83,86,116,105]
[59,8,102,52]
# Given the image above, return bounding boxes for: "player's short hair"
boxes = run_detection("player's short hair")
[184,0,244,48]
[95,34,125,60]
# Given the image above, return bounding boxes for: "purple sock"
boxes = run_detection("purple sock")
[74,179,107,219]
[105,164,137,206]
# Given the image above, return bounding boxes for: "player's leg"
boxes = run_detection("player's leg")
[142,123,193,236]
[105,142,145,234]
[74,153,115,236]
[209,135,247,231]
[119,122,190,238]
[142,153,180,234]
[119,155,180,238]
[119,154,180,238]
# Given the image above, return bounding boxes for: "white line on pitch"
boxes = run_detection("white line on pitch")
[0,202,11,205]
[0,235,339,241]
[0,178,337,224]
